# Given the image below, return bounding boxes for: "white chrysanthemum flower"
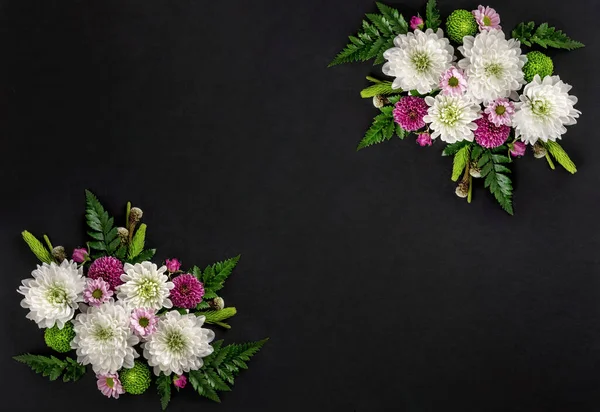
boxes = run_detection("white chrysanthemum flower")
[117,262,174,310]
[143,311,215,376]
[423,94,481,143]
[513,75,580,145]
[71,300,139,374]
[18,260,85,329]
[458,30,527,103]
[383,28,454,94]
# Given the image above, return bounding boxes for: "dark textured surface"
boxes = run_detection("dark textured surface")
[1,0,599,411]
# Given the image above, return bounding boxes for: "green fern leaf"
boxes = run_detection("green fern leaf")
[375,2,408,34]
[544,141,577,173]
[479,148,514,214]
[14,354,68,381]
[442,141,471,157]
[156,373,172,410]
[512,21,584,50]
[127,248,156,264]
[357,110,395,150]
[85,190,119,256]
[425,0,441,30]
[21,231,53,264]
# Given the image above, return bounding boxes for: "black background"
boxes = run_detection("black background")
[1,0,599,411]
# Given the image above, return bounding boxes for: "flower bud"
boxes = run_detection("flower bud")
[533,142,547,158]
[410,15,424,30]
[129,207,143,223]
[72,247,88,263]
[173,374,187,389]
[165,258,182,273]
[455,180,469,198]
[510,141,526,157]
[117,227,129,243]
[52,246,66,263]
[372,95,389,108]
[469,164,481,178]
[416,132,432,147]
[209,297,225,311]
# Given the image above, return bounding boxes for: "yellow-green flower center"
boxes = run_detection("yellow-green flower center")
[439,103,462,126]
[106,377,115,388]
[448,76,459,87]
[531,99,552,118]
[485,63,503,78]
[138,279,160,300]
[411,51,431,73]
[483,16,492,26]
[138,317,150,327]
[92,289,103,299]
[46,284,68,305]
[94,325,115,341]
[165,331,187,354]
[495,105,506,115]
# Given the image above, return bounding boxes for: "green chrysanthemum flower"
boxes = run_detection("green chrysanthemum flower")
[120,361,151,395]
[523,51,554,82]
[446,10,478,43]
[44,321,75,353]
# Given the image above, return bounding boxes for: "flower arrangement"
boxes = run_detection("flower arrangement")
[14,191,267,410]
[330,1,584,214]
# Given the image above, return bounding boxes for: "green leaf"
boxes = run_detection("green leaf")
[127,248,156,264]
[357,111,395,150]
[128,223,147,259]
[203,255,240,289]
[85,190,119,256]
[442,141,471,157]
[330,5,407,66]
[451,144,471,182]
[359,80,401,98]
[425,0,441,30]
[189,370,221,403]
[13,354,82,382]
[198,307,237,325]
[479,148,514,214]
[544,141,577,174]
[512,21,584,50]
[21,231,53,264]
[156,373,172,410]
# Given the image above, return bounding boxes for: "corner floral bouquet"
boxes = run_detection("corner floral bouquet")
[330,0,583,214]
[14,191,267,410]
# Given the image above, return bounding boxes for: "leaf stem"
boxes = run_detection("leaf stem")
[43,235,53,251]
[467,176,473,204]
[545,152,556,170]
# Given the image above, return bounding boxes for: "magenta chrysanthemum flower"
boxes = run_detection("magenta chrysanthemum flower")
[83,278,113,307]
[165,258,181,273]
[97,373,125,399]
[393,96,428,131]
[484,98,515,127]
[170,274,205,309]
[173,374,188,389]
[410,15,424,30]
[130,307,158,338]
[472,5,501,31]
[440,67,467,96]
[87,256,124,291]
[416,132,432,147]
[474,115,511,148]
[510,141,526,157]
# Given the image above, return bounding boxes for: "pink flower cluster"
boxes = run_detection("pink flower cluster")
[392,96,428,132]
[87,256,124,291]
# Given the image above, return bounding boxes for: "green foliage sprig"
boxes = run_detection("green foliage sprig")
[200,307,238,329]
[156,373,172,410]
[13,354,86,382]
[512,22,584,50]
[357,103,406,150]
[329,2,407,66]
[360,77,401,98]
[192,255,240,302]
[21,231,54,263]
[543,141,577,174]
[477,147,514,215]
[451,144,472,182]
[425,0,441,30]
[85,190,120,256]
[187,339,268,403]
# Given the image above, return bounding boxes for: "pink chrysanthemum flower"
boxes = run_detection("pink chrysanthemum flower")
[170,274,205,309]
[392,96,428,131]
[97,373,125,399]
[484,98,515,127]
[440,67,467,96]
[474,115,511,148]
[87,256,124,291]
[83,278,113,307]
[409,15,424,31]
[173,374,188,389]
[130,307,159,338]
[416,132,432,147]
[472,5,501,31]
